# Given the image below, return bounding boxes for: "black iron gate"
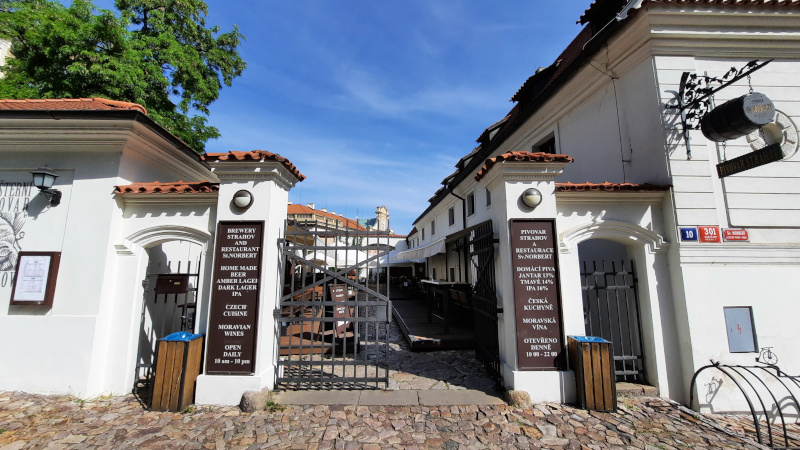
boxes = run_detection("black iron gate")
[277,217,391,389]
[133,258,201,399]
[468,220,502,385]
[580,259,645,382]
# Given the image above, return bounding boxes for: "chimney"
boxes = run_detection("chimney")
[321,208,327,213]
[306,203,315,209]
[287,201,292,205]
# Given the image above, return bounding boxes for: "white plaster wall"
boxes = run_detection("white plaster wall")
[0,152,123,396]
[0,118,216,397]
[555,194,683,399]
[680,264,800,416]
[655,54,800,411]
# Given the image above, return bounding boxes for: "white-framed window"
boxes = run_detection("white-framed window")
[422,228,425,240]
[431,219,436,235]
[466,192,475,216]
[448,207,455,226]
[485,188,491,206]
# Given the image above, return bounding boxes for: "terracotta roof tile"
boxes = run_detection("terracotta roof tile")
[475,152,574,181]
[204,150,305,181]
[0,97,147,114]
[287,204,365,230]
[114,180,219,194]
[556,181,672,192]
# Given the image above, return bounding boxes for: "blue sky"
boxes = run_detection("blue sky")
[98,1,593,234]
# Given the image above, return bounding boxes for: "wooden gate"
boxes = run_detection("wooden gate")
[468,220,502,386]
[580,259,646,382]
[277,217,391,389]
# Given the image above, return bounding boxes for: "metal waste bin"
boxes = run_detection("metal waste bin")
[568,336,616,411]
[151,332,204,412]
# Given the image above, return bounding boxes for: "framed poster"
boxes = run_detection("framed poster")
[10,251,61,307]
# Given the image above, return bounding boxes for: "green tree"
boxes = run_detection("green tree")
[0,0,245,151]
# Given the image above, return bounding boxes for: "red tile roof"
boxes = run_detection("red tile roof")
[475,152,575,181]
[0,98,147,114]
[114,180,219,194]
[556,182,672,192]
[287,204,365,230]
[204,150,305,181]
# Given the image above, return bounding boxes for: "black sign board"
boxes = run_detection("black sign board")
[509,219,565,370]
[329,284,351,337]
[717,143,783,178]
[205,221,264,375]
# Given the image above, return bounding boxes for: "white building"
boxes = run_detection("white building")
[398,0,800,413]
[1,0,799,418]
[0,98,304,404]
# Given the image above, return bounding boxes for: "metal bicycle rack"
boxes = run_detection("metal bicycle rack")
[689,357,800,449]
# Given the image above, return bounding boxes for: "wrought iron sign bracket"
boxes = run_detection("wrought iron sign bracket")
[665,59,772,159]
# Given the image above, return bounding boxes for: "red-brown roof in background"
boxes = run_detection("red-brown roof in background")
[0,98,147,114]
[114,180,219,194]
[287,204,365,230]
[556,181,672,192]
[204,150,305,182]
[475,152,574,181]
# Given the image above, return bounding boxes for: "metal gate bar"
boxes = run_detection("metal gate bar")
[580,259,645,382]
[277,217,391,390]
[134,258,201,400]
[468,220,502,386]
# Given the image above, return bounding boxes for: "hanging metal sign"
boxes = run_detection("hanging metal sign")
[509,219,565,371]
[717,143,783,178]
[664,59,772,159]
[701,92,775,142]
[205,221,264,375]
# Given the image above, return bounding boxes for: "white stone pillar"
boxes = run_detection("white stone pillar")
[195,156,301,405]
[477,158,576,403]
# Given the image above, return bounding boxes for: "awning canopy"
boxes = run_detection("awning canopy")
[381,250,424,266]
[394,238,445,261]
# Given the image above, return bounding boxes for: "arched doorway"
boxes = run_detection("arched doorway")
[577,238,645,383]
[133,240,204,399]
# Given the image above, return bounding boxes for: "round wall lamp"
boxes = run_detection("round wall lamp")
[521,188,542,209]
[233,189,253,209]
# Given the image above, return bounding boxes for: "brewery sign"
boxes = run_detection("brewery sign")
[206,221,264,375]
[717,143,783,178]
[509,219,565,370]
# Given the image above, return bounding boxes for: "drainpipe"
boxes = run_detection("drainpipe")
[450,191,468,283]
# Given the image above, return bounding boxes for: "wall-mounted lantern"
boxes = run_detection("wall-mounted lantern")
[521,188,542,209]
[30,166,61,206]
[701,92,775,142]
[233,189,253,209]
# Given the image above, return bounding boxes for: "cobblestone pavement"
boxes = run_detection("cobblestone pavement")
[0,391,773,449]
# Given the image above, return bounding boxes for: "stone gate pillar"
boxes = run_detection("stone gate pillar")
[195,151,304,405]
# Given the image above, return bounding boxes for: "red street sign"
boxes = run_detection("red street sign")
[723,228,749,242]
[698,226,721,243]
